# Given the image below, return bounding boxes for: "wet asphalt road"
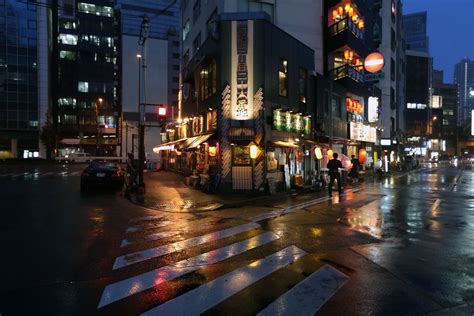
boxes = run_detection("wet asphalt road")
[0,163,472,315]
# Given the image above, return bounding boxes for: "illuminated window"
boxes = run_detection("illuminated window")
[59,50,77,60]
[58,98,77,106]
[279,59,288,97]
[442,119,449,125]
[431,95,442,108]
[78,82,89,92]
[58,33,78,45]
[183,19,190,40]
[78,3,113,17]
[200,60,216,101]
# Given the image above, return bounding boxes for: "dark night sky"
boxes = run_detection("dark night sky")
[403,0,474,83]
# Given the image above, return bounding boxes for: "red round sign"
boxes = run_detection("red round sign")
[364,52,385,73]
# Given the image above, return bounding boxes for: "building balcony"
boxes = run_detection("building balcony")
[330,64,364,83]
[328,17,364,41]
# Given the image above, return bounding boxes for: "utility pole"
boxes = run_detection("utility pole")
[137,15,149,193]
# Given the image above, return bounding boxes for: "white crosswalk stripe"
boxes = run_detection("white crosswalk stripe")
[113,222,260,270]
[98,231,279,308]
[141,245,307,316]
[257,264,349,316]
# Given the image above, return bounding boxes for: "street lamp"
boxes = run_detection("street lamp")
[96,98,103,155]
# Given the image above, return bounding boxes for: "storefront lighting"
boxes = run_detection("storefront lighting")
[315,147,323,160]
[209,146,217,157]
[249,144,258,159]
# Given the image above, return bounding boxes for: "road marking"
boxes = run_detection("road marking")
[0,173,15,177]
[445,167,465,191]
[141,245,307,316]
[425,199,441,216]
[11,172,29,178]
[98,231,279,308]
[126,221,172,233]
[251,188,361,222]
[120,231,178,248]
[70,171,82,176]
[257,264,349,316]
[40,172,55,177]
[113,222,260,270]
[130,215,165,223]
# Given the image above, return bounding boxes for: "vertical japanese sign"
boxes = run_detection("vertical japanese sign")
[231,20,254,120]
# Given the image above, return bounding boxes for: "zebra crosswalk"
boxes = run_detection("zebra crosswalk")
[98,213,350,314]
[0,170,83,180]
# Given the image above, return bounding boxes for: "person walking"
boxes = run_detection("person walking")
[327,152,343,196]
[349,154,360,183]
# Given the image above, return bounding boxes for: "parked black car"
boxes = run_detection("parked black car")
[80,161,124,191]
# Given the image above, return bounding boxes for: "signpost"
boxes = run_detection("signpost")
[364,72,385,82]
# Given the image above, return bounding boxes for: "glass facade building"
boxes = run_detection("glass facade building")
[403,11,429,53]
[0,0,39,158]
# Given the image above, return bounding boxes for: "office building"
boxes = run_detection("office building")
[0,0,44,159]
[51,0,120,157]
[432,81,458,156]
[453,58,474,126]
[402,11,429,53]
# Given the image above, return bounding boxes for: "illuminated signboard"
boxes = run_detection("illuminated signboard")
[350,122,377,143]
[273,109,311,134]
[380,139,391,146]
[231,20,254,120]
[368,97,379,123]
[472,110,474,136]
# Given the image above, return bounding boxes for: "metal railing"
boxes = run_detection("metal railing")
[330,64,364,83]
[328,17,364,40]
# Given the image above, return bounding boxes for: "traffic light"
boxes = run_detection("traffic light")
[158,104,167,118]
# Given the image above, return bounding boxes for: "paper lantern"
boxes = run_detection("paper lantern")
[352,15,358,22]
[209,146,217,157]
[332,10,338,20]
[359,149,367,164]
[327,149,334,158]
[344,4,351,13]
[250,144,258,159]
[358,20,364,29]
[344,50,350,60]
[338,6,343,15]
[315,147,323,160]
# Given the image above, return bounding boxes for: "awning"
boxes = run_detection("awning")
[153,138,186,152]
[184,133,214,149]
[272,141,299,148]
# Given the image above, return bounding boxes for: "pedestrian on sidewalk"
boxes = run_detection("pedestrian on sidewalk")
[349,155,360,183]
[327,153,343,196]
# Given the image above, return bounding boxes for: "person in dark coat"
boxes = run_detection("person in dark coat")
[349,155,360,182]
[327,153,343,196]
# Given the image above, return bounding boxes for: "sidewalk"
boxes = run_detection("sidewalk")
[129,171,281,212]
[128,166,429,213]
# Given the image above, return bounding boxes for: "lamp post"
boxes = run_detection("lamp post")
[96,97,103,155]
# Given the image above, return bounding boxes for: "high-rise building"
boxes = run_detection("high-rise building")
[432,81,458,155]
[0,0,44,158]
[453,58,474,126]
[432,69,444,85]
[52,0,120,157]
[402,11,429,53]
[405,50,432,157]
[377,0,406,156]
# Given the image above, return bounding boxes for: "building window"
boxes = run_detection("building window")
[172,77,179,83]
[279,59,288,97]
[58,33,78,45]
[172,64,180,71]
[62,114,77,125]
[77,2,113,17]
[59,50,77,60]
[78,82,89,93]
[61,21,77,30]
[391,28,396,52]
[172,53,180,59]
[183,19,190,41]
[200,60,217,101]
[193,0,201,22]
[58,98,77,107]
[391,58,395,81]
[442,119,449,125]
[193,32,201,53]
[298,68,307,103]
